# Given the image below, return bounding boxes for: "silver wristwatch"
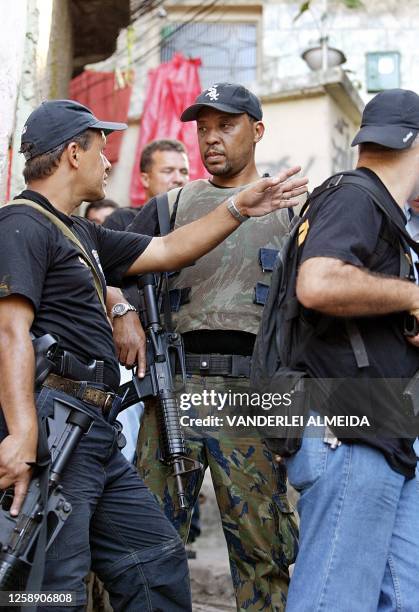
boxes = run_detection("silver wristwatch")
[227,196,249,223]
[111,302,137,320]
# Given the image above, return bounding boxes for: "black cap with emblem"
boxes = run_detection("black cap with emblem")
[180,83,263,122]
[20,99,127,160]
[352,89,419,150]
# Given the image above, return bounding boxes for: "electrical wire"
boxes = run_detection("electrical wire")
[71,0,224,96]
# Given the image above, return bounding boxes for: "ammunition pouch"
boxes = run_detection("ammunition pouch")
[176,353,252,378]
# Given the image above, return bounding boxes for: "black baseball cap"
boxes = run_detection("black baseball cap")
[180,83,263,122]
[20,99,127,160]
[352,89,419,150]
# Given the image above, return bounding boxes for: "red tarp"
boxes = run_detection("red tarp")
[69,70,132,163]
[130,53,209,206]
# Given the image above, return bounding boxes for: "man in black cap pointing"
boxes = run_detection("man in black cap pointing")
[281,88,419,611]
[0,99,306,610]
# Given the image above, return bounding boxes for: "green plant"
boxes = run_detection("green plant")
[294,0,363,22]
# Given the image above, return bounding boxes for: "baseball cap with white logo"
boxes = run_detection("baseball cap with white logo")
[180,83,263,122]
[352,89,419,150]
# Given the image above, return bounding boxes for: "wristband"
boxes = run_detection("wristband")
[227,197,249,223]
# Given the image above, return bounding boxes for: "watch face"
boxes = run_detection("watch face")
[113,303,126,316]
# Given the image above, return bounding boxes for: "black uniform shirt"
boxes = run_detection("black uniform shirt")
[299,168,419,477]
[103,207,137,231]
[0,190,152,390]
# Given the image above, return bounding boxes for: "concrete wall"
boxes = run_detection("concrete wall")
[257,84,359,188]
[0,1,28,201]
[105,123,140,207]
[262,0,419,101]
[257,94,330,187]
[8,0,73,198]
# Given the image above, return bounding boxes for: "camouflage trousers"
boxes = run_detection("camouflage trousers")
[136,375,298,612]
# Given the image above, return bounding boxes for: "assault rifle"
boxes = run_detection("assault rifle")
[0,337,93,590]
[119,273,202,509]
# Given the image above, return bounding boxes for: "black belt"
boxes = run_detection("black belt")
[43,374,116,414]
[176,354,252,378]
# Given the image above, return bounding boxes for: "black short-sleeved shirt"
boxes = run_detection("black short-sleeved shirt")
[298,168,419,477]
[127,197,161,235]
[0,190,152,390]
[103,207,138,231]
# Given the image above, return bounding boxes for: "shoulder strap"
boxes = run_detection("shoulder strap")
[336,173,419,254]
[154,192,178,332]
[155,187,183,235]
[155,193,171,236]
[9,199,106,313]
[167,187,183,226]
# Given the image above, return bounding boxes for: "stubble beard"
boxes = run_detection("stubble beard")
[205,159,233,177]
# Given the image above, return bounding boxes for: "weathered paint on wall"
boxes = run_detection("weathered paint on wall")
[9,0,73,198]
[0,1,28,201]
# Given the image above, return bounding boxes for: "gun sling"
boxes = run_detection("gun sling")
[9,199,106,313]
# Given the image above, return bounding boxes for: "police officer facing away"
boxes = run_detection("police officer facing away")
[110,83,301,610]
[286,89,419,611]
[0,99,307,610]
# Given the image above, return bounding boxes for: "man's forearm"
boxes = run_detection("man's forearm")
[129,198,239,274]
[297,257,419,317]
[106,287,128,316]
[0,328,38,438]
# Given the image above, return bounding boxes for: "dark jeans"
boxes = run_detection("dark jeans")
[5,388,192,612]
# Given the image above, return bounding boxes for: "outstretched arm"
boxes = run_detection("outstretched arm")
[126,167,308,275]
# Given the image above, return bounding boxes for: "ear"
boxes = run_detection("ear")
[140,172,150,189]
[66,141,80,169]
[253,121,265,144]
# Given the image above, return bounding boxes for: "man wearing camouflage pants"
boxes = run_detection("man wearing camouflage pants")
[113,83,299,610]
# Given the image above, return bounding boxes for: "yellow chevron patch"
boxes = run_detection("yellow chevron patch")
[298,219,309,246]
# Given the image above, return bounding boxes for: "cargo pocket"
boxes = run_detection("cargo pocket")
[272,492,299,566]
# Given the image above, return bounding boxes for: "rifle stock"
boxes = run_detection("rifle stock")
[0,397,93,590]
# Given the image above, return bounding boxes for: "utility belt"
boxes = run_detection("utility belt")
[176,353,252,378]
[42,373,117,415]
[33,334,118,415]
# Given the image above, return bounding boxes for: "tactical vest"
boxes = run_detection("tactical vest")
[168,179,291,335]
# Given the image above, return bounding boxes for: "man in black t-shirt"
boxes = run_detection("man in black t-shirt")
[284,89,419,612]
[0,99,306,610]
[103,139,190,231]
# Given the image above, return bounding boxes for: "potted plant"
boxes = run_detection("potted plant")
[295,0,362,71]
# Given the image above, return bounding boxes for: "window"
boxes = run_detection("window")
[161,22,257,88]
[366,52,400,93]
